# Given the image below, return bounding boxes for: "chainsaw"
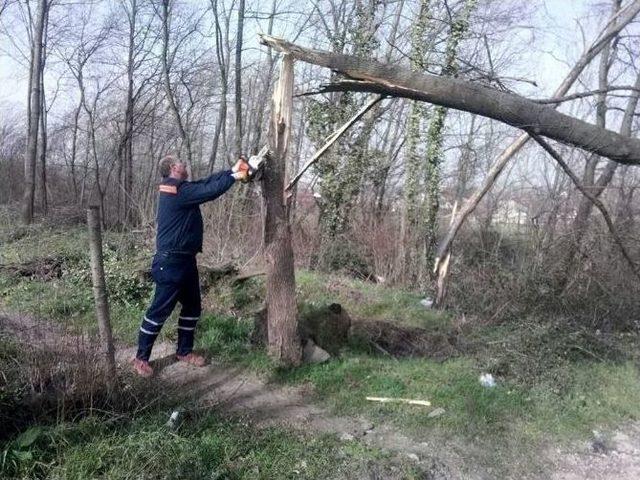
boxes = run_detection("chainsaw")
[247,145,270,181]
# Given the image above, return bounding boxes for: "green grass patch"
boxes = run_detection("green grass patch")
[1,411,409,479]
[295,270,450,331]
[196,314,271,371]
[0,220,152,342]
[275,355,529,436]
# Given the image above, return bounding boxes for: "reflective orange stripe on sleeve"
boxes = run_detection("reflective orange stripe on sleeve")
[159,185,178,194]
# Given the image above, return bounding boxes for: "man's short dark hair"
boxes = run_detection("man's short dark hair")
[159,155,178,177]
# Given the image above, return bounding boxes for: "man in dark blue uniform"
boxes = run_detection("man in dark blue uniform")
[132,155,250,377]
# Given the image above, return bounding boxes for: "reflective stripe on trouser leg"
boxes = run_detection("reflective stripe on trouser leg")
[137,280,180,361]
[136,316,168,361]
[176,316,200,356]
[176,261,201,356]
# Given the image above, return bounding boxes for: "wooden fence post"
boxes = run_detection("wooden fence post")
[87,206,117,385]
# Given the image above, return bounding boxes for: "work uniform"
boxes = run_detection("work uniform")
[136,169,236,361]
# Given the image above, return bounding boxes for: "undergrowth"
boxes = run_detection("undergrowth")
[2,210,640,477]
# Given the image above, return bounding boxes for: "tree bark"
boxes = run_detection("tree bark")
[259,21,640,165]
[87,206,117,386]
[22,0,47,225]
[234,0,245,157]
[70,101,82,203]
[402,0,432,287]
[122,0,137,226]
[262,54,301,366]
[38,42,48,216]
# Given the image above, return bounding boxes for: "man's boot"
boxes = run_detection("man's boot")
[132,358,154,377]
[176,352,206,367]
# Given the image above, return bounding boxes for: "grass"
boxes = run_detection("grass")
[2,212,640,477]
[191,312,640,474]
[296,270,450,331]
[2,410,418,479]
[0,219,153,341]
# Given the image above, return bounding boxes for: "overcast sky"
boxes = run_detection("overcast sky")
[0,0,603,116]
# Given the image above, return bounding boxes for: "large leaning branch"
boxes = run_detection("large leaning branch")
[259,30,640,165]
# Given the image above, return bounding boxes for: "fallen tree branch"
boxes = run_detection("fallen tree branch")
[366,397,431,407]
[233,268,266,283]
[433,2,640,271]
[528,132,640,283]
[260,14,640,165]
[285,94,384,191]
[0,256,63,280]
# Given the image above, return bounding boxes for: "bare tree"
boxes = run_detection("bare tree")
[158,0,193,169]
[234,0,245,157]
[87,206,117,386]
[248,0,277,155]
[21,0,48,224]
[208,0,233,171]
[557,68,640,290]
[115,0,158,225]
[37,3,51,215]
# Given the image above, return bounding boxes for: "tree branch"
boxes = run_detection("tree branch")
[533,86,640,104]
[529,132,640,282]
[259,32,640,165]
[285,94,384,191]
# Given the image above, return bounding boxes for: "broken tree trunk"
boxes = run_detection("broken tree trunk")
[87,206,117,387]
[259,12,640,166]
[433,201,457,309]
[262,53,301,366]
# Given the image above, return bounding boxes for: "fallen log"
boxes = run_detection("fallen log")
[259,28,640,165]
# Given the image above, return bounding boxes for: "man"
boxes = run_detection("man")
[132,155,250,377]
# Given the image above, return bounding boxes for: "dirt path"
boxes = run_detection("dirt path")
[4,310,640,479]
[550,425,640,480]
[117,342,471,480]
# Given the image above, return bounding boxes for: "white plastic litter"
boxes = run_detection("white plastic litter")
[479,373,496,388]
[420,298,434,308]
[166,410,182,429]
